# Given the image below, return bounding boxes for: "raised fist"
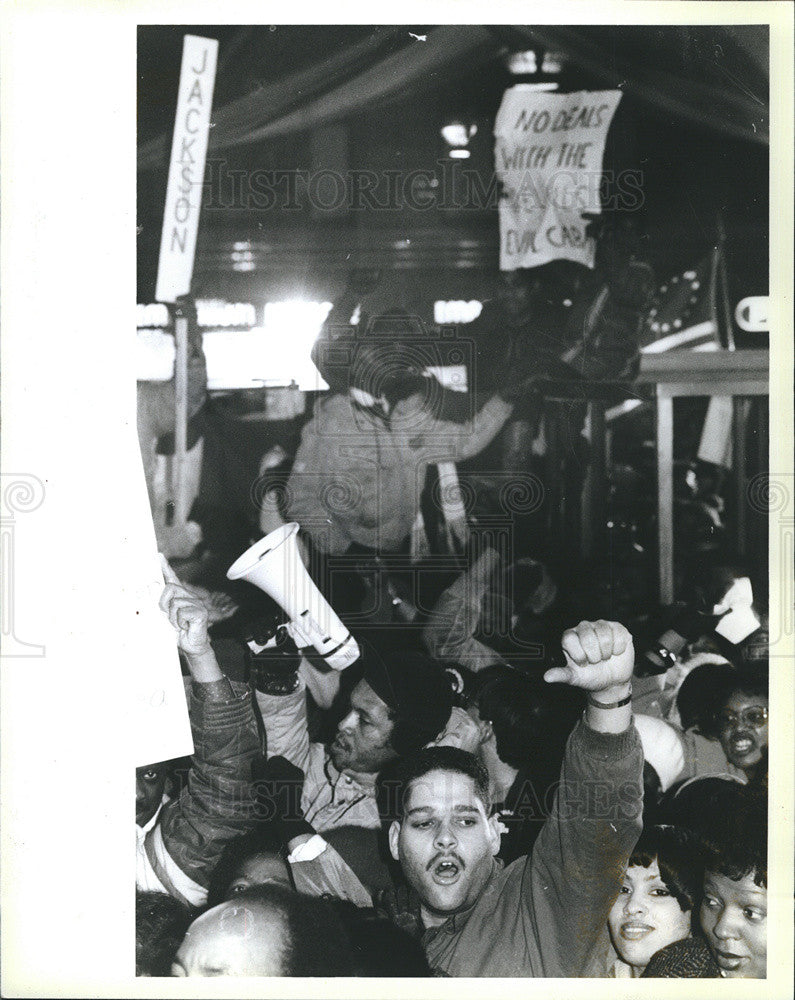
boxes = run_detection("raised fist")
[543,620,634,694]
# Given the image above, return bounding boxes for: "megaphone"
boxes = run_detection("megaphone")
[226,523,359,671]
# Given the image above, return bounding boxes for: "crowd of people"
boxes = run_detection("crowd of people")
[136,276,769,979]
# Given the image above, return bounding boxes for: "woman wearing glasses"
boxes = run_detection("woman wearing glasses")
[714,670,768,785]
[643,664,768,979]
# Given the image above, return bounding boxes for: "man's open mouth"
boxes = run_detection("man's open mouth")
[430,857,463,884]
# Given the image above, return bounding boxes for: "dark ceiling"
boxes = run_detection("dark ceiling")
[138,24,768,145]
[137,25,769,307]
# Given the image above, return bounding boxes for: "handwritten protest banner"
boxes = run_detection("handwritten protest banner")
[495,88,622,270]
[155,35,218,303]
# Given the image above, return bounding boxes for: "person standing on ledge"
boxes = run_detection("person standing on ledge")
[284,268,526,557]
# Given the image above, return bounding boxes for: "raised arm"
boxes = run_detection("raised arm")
[412,391,515,463]
[422,546,505,670]
[146,582,260,906]
[521,621,643,976]
[544,619,634,735]
[310,268,382,393]
[298,656,341,711]
[249,631,313,772]
[158,580,226,686]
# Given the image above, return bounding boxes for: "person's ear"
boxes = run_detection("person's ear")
[388,820,401,862]
[487,813,502,856]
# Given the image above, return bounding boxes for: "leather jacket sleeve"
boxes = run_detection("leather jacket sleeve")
[152,679,260,903]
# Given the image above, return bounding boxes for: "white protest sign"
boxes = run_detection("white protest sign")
[495,88,622,270]
[125,423,194,766]
[155,35,218,303]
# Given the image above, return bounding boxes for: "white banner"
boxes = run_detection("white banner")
[126,424,194,766]
[495,88,622,270]
[155,35,218,303]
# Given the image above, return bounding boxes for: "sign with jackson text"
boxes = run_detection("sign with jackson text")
[495,88,622,270]
[155,35,218,303]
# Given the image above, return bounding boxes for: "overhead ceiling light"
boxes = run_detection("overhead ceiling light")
[449,148,470,159]
[440,121,477,148]
[505,47,564,85]
[511,81,560,92]
[505,50,538,75]
[541,51,565,75]
[434,299,483,324]
[136,302,170,328]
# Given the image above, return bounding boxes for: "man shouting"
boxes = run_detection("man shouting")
[382,619,643,977]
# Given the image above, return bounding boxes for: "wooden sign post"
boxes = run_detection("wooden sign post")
[154,35,218,537]
[132,36,219,763]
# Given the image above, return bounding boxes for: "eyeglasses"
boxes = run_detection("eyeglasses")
[717,707,768,729]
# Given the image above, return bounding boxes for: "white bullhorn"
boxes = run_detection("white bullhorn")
[226,523,359,671]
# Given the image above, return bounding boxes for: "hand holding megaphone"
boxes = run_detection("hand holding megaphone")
[227,524,360,671]
[245,616,305,661]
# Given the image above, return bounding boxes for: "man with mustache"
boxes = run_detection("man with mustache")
[382,619,644,977]
[253,641,453,833]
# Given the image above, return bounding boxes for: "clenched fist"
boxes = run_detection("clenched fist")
[544,620,634,696]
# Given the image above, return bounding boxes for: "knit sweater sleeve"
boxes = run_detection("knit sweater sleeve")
[521,717,644,977]
[642,936,719,977]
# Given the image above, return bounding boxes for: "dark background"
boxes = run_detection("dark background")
[137,24,769,327]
